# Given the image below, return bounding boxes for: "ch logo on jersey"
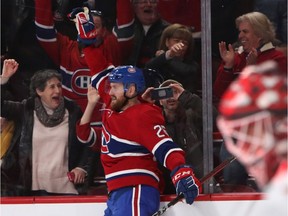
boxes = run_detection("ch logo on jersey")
[101,125,110,153]
[71,69,91,96]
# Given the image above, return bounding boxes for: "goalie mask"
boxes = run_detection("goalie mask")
[217,61,287,188]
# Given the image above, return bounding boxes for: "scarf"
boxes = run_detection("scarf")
[34,97,65,127]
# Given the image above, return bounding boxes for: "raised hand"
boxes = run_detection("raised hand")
[80,85,100,125]
[155,50,165,57]
[2,59,19,78]
[246,48,258,65]
[141,87,156,104]
[87,85,100,106]
[169,83,184,100]
[167,42,186,58]
[68,7,97,45]
[219,41,235,69]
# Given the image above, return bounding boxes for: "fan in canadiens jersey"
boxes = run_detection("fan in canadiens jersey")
[74,6,201,216]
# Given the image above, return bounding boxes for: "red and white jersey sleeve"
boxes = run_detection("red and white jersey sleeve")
[112,0,134,63]
[35,0,61,65]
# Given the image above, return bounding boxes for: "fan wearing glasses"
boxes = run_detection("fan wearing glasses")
[113,0,169,68]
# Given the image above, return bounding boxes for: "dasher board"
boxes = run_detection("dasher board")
[0,193,285,216]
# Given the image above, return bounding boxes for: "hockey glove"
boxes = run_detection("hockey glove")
[68,7,97,45]
[171,165,201,204]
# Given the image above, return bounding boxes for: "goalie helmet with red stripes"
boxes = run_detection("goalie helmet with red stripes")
[217,60,287,188]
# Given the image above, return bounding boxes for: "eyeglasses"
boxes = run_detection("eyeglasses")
[90,10,102,17]
[133,0,158,4]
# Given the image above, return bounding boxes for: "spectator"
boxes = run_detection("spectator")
[142,79,219,194]
[0,59,22,196]
[145,23,201,94]
[1,59,90,196]
[0,115,22,196]
[210,0,254,85]
[217,60,287,216]
[0,117,15,161]
[211,0,254,59]
[73,10,201,214]
[113,0,169,68]
[213,11,287,104]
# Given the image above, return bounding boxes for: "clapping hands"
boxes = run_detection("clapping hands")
[246,48,258,65]
[219,41,235,69]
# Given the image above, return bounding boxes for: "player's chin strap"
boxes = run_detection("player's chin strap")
[124,92,138,100]
[117,92,138,112]
[152,156,236,216]
[124,83,139,100]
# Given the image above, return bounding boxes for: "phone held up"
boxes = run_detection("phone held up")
[151,87,173,100]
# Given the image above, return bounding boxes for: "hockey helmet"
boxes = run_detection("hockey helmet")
[108,65,146,94]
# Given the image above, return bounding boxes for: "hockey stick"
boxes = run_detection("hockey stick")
[152,156,236,216]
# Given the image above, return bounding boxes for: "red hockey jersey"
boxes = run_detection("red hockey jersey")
[77,46,186,192]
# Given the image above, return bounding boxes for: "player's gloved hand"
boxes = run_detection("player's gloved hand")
[67,7,97,45]
[171,165,202,204]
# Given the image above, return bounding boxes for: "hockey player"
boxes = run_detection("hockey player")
[217,61,287,216]
[74,8,201,216]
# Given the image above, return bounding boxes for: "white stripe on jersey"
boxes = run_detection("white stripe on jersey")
[163,148,183,167]
[36,36,57,42]
[151,138,173,154]
[35,21,54,29]
[107,152,150,158]
[60,65,76,75]
[111,134,141,146]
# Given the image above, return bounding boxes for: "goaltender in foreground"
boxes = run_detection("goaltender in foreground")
[217,61,287,216]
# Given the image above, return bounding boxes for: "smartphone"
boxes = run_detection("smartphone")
[67,172,75,182]
[151,87,173,100]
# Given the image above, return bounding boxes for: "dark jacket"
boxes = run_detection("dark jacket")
[1,97,90,195]
[126,18,169,68]
[160,90,218,194]
[145,53,201,94]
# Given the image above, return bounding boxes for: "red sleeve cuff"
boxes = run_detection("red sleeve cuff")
[76,121,91,140]
[166,151,186,171]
